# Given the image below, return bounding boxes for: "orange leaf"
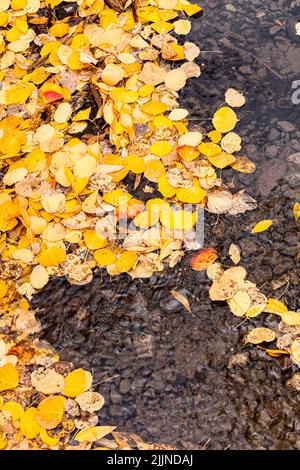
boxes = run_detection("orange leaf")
[190,247,218,271]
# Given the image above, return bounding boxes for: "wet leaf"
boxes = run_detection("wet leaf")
[190,247,218,271]
[251,219,273,234]
[76,426,116,443]
[229,243,240,265]
[245,327,276,345]
[170,290,191,312]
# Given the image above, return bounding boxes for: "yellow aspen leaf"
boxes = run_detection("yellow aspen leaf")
[3,168,28,186]
[199,142,221,157]
[101,64,124,86]
[40,428,60,447]
[0,280,8,298]
[178,131,203,147]
[141,100,168,116]
[174,19,191,35]
[164,68,186,91]
[221,132,242,154]
[63,369,92,398]
[76,426,116,443]
[50,23,69,38]
[144,160,165,183]
[0,363,19,392]
[54,102,72,124]
[73,108,91,121]
[36,396,66,430]
[177,145,200,161]
[124,155,146,174]
[2,401,24,420]
[212,107,238,133]
[20,408,41,439]
[293,202,300,222]
[94,249,116,267]
[291,339,300,367]
[176,180,206,204]
[280,311,300,326]
[208,151,236,169]
[230,156,256,173]
[73,177,89,195]
[38,247,66,267]
[158,174,177,198]
[138,84,154,97]
[55,167,74,187]
[0,433,7,450]
[182,4,203,16]
[168,108,188,121]
[264,298,287,315]
[84,230,107,250]
[150,141,173,157]
[103,189,131,206]
[117,251,137,273]
[134,210,159,228]
[208,130,222,143]
[30,265,49,290]
[73,156,97,179]
[251,219,273,234]
[151,21,174,34]
[160,208,197,231]
[29,216,47,235]
[259,347,289,358]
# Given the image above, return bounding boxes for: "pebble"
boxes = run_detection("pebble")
[265,145,279,158]
[119,378,131,395]
[277,121,296,133]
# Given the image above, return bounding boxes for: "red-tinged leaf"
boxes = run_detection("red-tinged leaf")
[190,247,218,271]
[117,199,145,219]
[42,91,64,104]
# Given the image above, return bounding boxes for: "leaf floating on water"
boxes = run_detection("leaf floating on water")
[190,247,218,271]
[245,327,276,345]
[293,202,300,222]
[171,290,191,312]
[229,243,240,265]
[225,88,246,108]
[212,107,238,133]
[251,219,273,234]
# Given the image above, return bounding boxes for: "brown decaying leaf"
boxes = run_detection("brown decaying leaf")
[171,290,191,312]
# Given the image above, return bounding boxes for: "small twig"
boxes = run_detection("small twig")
[277,280,290,300]
[93,374,120,386]
[202,438,211,450]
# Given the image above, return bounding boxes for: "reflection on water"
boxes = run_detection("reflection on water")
[34,0,300,450]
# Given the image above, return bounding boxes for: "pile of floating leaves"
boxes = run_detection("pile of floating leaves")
[0,0,299,451]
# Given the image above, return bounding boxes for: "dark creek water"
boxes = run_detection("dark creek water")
[33,0,300,449]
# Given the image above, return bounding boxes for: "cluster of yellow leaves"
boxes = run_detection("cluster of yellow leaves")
[206,246,300,364]
[0,0,255,301]
[0,330,117,450]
